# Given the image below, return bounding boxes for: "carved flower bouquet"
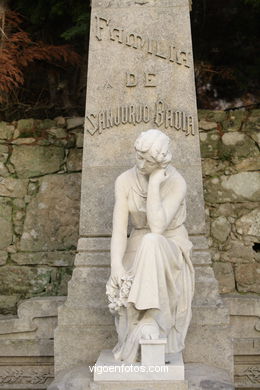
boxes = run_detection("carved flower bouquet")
[106,275,133,315]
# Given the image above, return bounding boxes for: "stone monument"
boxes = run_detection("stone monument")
[50,0,234,388]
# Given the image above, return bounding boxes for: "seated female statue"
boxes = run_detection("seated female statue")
[106,129,194,362]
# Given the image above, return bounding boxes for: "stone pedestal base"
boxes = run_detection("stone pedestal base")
[94,350,185,381]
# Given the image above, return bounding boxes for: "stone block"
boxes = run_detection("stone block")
[11,251,75,266]
[0,266,55,296]
[67,149,83,172]
[211,216,231,242]
[0,177,28,198]
[234,156,260,172]
[0,294,20,314]
[0,144,9,162]
[235,263,260,293]
[0,198,12,250]
[54,325,117,373]
[17,118,36,133]
[235,208,260,238]
[0,250,7,265]
[212,263,236,294]
[20,173,80,251]
[193,266,222,305]
[10,145,64,178]
[185,363,234,390]
[0,161,9,177]
[184,324,234,377]
[199,130,220,158]
[204,172,260,203]
[220,132,257,159]
[66,117,84,130]
[0,121,14,139]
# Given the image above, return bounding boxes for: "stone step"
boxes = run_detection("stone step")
[47,363,234,390]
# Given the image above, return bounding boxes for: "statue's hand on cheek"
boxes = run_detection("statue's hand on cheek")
[149,168,168,186]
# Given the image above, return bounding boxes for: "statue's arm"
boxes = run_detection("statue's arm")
[147,169,186,234]
[110,175,129,286]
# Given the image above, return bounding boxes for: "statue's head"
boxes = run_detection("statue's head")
[134,129,172,175]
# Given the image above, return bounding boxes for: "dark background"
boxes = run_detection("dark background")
[1,0,259,120]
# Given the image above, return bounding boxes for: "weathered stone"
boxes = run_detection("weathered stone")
[213,262,236,293]
[17,118,36,133]
[0,162,9,177]
[226,241,256,263]
[203,110,227,123]
[0,122,15,139]
[0,251,8,265]
[11,137,35,144]
[10,145,64,178]
[222,110,247,132]
[219,132,257,159]
[0,266,56,296]
[71,130,84,147]
[186,363,234,390]
[199,120,217,131]
[202,159,228,177]
[234,156,260,172]
[211,216,231,242]
[0,144,9,162]
[243,109,260,133]
[0,294,20,315]
[200,130,220,158]
[47,128,67,138]
[20,173,81,251]
[0,177,28,198]
[67,149,83,172]
[55,117,66,127]
[235,208,260,238]
[0,199,12,250]
[11,251,75,266]
[38,119,56,130]
[235,263,260,293]
[66,117,84,130]
[205,172,260,203]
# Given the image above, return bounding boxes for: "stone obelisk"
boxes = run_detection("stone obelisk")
[53,0,234,383]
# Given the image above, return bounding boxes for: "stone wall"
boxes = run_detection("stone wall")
[0,110,259,315]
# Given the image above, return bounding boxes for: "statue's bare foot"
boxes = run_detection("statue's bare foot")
[141,322,160,340]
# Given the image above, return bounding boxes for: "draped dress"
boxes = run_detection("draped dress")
[106,165,195,362]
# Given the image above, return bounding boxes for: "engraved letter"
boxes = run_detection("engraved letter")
[114,107,121,126]
[144,73,157,87]
[98,111,106,133]
[143,105,150,123]
[154,100,165,127]
[174,111,181,130]
[126,72,137,87]
[155,41,167,59]
[129,105,136,125]
[106,110,114,129]
[121,105,129,124]
[188,116,195,135]
[95,16,109,41]
[180,51,191,68]
[86,114,98,135]
[110,28,123,43]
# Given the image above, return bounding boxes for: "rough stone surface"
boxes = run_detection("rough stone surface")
[0,122,14,139]
[10,145,64,178]
[0,177,28,198]
[20,173,81,251]
[0,294,20,314]
[235,263,260,293]
[0,266,56,296]
[11,251,75,266]
[211,216,231,242]
[212,263,236,293]
[0,198,12,250]
[66,117,84,130]
[235,208,260,238]
[67,149,83,172]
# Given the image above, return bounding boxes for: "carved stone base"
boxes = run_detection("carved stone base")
[94,350,185,381]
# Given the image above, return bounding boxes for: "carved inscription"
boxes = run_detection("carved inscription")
[86,100,195,136]
[126,72,157,87]
[95,16,191,68]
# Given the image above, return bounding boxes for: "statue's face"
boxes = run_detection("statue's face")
[135,151,159,175]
